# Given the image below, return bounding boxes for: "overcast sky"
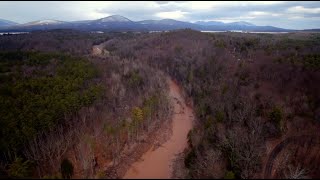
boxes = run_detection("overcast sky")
[0,1,319,29]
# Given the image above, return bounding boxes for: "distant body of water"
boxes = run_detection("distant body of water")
[90,31,104,34]
[201,30,226,33]
[0,32,29,35]
[249,31,289,34]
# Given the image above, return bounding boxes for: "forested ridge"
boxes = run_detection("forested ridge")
[105,30,320,178]
[0,29,319,179]
[0,30,171,178]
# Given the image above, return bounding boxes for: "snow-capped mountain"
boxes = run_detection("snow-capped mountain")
[22,19,66,26]
[96,15,132,23]
[0,15,291,32]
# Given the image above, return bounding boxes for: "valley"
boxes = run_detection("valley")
[123,79,194,179]
[0,29,319,179]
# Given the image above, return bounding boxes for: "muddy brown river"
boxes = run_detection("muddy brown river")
[123,79,194,179]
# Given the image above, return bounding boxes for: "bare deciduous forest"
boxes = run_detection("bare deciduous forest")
[0,29,319,179]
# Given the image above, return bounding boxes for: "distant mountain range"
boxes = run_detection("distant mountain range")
[0,19,18,27]
[195,21,255,27]
[0,15,313,32]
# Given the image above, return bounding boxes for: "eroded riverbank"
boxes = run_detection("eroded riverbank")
[123,79,194,179]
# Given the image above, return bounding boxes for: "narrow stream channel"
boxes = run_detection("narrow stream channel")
[123,79,194,179]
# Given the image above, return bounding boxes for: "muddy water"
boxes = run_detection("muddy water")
[123,79,194,179]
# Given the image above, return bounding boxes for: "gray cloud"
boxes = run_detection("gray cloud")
[0,1,319,29]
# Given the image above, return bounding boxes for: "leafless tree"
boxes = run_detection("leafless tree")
[284,164,309,179]
[24,125,72,177]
